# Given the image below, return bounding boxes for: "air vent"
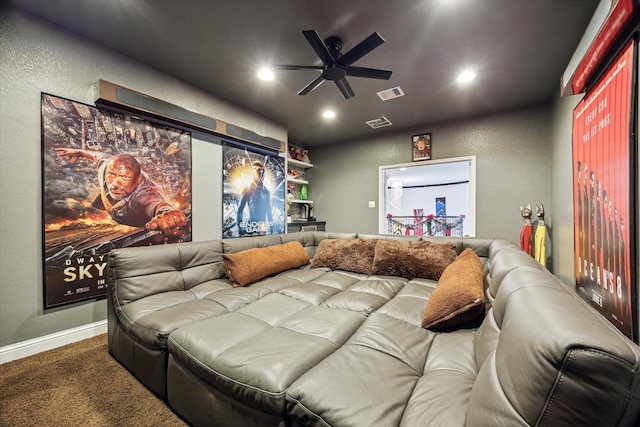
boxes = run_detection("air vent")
[366,116,392,129]
[377,86,404,101]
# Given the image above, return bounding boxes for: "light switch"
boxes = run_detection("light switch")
[368,201,376,208]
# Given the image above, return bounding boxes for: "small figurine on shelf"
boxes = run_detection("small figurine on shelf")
[286,190,294,211]
[302,149,311,164]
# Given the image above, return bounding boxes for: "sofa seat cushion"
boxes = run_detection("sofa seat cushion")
[119,280,239,348]
[376,280,438,326]
[256,269,408,315]
[167,292,367,416]
[320,275,406,314]
[286,312,478,426]
[400,329,477,426]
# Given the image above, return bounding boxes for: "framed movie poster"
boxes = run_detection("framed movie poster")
[222,144,285,238]
[412,133,432,161]
[42,93,192,308]
[572,40,636,341]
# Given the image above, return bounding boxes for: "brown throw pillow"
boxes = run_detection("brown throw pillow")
[372,239,457,280]
[421,248,485,330]
[222,241,310,287]
[310,238,378,275]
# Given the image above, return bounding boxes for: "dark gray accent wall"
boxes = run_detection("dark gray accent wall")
[309,106,552,242]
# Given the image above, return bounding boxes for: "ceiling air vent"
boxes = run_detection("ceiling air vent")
[377,86,404,101]
[366,116,392,129]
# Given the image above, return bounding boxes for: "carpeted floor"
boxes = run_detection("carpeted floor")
[0,334,187,426]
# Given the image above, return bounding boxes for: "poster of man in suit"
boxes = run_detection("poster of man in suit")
[222,145,285,238]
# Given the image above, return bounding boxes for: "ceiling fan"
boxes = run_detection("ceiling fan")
[275,30,392,100]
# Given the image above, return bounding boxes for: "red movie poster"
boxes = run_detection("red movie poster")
[42,94,192,308]
[572,41,635,340]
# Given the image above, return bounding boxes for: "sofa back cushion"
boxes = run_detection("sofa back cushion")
[468,266,640,426]
[109,240,225,305]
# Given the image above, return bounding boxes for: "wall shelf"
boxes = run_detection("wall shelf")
[288,158,313,169]
[287,177,308,185]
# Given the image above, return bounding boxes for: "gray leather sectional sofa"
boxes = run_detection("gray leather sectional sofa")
[106,231,640,426]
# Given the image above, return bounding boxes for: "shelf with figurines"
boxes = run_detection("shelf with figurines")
[287,144,313,169]
[286,144,312,185]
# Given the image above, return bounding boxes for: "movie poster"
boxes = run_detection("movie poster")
[572,41,636,340]
[42,93,192,308]
[222,145,285,238]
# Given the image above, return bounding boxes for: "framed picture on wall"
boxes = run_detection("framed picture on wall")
[411,133,432,161]
[41,93,192,308]
[571,40,637,342]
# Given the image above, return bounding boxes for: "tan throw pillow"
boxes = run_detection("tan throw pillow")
[372,239,457,280]
[421,248,485,330]
[222,241,310,287]
[310,238,378,275]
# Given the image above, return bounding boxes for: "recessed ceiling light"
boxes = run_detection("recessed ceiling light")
[457,70,476,83]
[257,67,274,81]
[322,110,336,119]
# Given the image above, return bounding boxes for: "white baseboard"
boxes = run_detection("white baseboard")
[0,320,107,364]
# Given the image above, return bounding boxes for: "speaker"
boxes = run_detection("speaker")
[94,80,284,152]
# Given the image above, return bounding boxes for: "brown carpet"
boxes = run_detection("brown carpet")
[0,334,187,426]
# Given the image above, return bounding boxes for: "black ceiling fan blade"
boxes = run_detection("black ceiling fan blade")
[274,64,324,71]
[298,74,326,95]
[302,29,335,64]
[346,66,392,80]
[334,78,355,99]
[337,32,385,67]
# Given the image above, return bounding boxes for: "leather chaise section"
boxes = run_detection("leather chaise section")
[106,233,640,425]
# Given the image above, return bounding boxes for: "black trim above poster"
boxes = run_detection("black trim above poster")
[95,80,285,153]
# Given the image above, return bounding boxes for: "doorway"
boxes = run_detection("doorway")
[378,156,476,236]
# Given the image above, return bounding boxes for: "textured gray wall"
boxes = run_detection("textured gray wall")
[0,10,285,347]
[309,106,552,242]
[550,94,584,286]
[0,8,582,349]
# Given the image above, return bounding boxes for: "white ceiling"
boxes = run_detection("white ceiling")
[7,0,599,146]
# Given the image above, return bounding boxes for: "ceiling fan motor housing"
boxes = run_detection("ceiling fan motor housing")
[323,36,346,80]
